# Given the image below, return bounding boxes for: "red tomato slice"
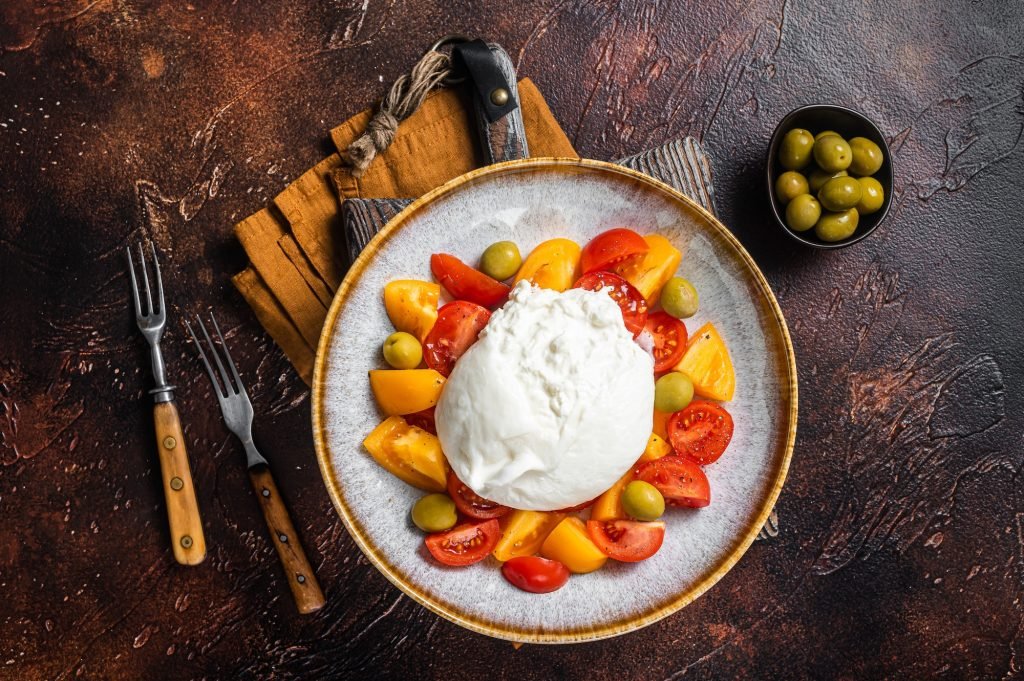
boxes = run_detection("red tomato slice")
[635,457,710,508]
[501,556,570,593]
[644,312,688,373]
[430,253,510,308]
[425,519,501,567]
[423,301,491,377]
[586,519,666,562]
[580,228,650,274]
[447,471,510,520]
[667,401,734,465]
[573,271,648,337]
[404,407,436,435]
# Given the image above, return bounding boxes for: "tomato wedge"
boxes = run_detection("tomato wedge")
[447,471,510,519]
[667,401,734,465]
[425,519,501,567]
[501,556,570,593]
[404,406,437,435]
[423,301,490,377]
[573,271,648,337]
[580,228,650,274]
[586,520,666,562]
[644,312,688,373]
[635,457,710,508]
[430,253,510,308]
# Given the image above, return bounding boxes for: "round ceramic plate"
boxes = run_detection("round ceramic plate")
[313,158,796,644]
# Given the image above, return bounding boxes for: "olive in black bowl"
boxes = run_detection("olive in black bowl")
[766,105,893,249]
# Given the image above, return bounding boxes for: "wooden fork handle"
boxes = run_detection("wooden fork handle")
[249,465,325,614]
[153,401,207,565]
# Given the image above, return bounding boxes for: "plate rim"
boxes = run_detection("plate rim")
[312,157,798,644]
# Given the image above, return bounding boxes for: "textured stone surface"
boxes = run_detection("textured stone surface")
[1,1,1022,679]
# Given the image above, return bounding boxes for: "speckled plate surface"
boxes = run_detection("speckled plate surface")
[313,158,796,644]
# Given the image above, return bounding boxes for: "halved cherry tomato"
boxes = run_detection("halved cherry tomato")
[423,301,490,377]
[447,471,510,520]
[425,519,501,567]
[501,556,571,593]
[430,253,510,308]
[573,271,648,337]
[580,228,650,274]
[644,312,688,373]
[635,457,710,508]
[667,401,734,465]
[404,406,436,435]
[586,520,666,562]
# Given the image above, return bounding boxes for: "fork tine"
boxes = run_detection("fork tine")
[126,246,143,318]
[185,320,226,398]
[208,313,246,395]
[137,243,153,316]
[150,242,165,316]
[195,314,235,395]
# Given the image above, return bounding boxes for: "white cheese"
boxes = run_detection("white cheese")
[435,281,654,511]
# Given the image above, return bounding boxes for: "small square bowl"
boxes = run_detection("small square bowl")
[766,104,893,249]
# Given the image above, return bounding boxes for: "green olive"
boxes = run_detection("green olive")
[856,176,885,214]
[814,130,840,141]
[480,241,522,281]
[813,135,853,172]
[814,208,860,242]
[382,331,422,369]
[848,137,884,176]
[785,193,821,232]
[622,481,665,521]
[654,372,694,413]
[775,171,809,204]
[817,176,863,211]
[411,494,457,532]
[659,277,699,319]
[808,167,848,193]
[778,128,815,170]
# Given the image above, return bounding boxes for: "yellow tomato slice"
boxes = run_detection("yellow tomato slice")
[652,409,671,440]
[611,234,682,305]
[362,416,449,492]
[384,280,439,341]
[638,432,673,463]
[540,517,607,573]
[512,238,581,292]
[368,369,445,416]
[590,471,633,521]
[674,322,735,401]
[492,510,566,562]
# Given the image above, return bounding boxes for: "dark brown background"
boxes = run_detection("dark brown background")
[2,1,1022,679]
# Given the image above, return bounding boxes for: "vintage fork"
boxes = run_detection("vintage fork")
[126,242,207,566]
[186,313,325,614]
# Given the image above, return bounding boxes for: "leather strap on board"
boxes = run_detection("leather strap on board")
[451,39,519,123]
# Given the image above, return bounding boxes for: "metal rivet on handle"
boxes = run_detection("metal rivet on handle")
[180,535,193,548]
[163,436,176,449]
[296,574,306,584]
[262,488,270,498]
[170,477,183,491]
[489,87,509,106]
[279,534,288,543]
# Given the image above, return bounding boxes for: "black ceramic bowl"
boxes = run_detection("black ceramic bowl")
[766,104,893,249]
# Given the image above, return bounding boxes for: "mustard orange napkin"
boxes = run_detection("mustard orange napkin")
[232,79,576,383]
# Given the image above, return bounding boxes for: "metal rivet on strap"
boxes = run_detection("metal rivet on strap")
[261,488,270,498]
[163,436,176,449]
[170,477,184,491]
[296,574,306,584]
[489,87,509,106]
[279,534,288,543]
[180,535,193,548]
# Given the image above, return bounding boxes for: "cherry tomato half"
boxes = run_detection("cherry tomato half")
[586,519,666,562]
[430,253,510,308]
[423,301,491,377]
[573,271,648,337]
[667,401,734,465]
[635,457,710,508]
[580,228,650,274]
[644,312,688,373]
[501,556,571,593]
[424,519,501,567]
[447,471,510,520]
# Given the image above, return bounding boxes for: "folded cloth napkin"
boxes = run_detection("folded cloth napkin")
[232,79,575,384]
